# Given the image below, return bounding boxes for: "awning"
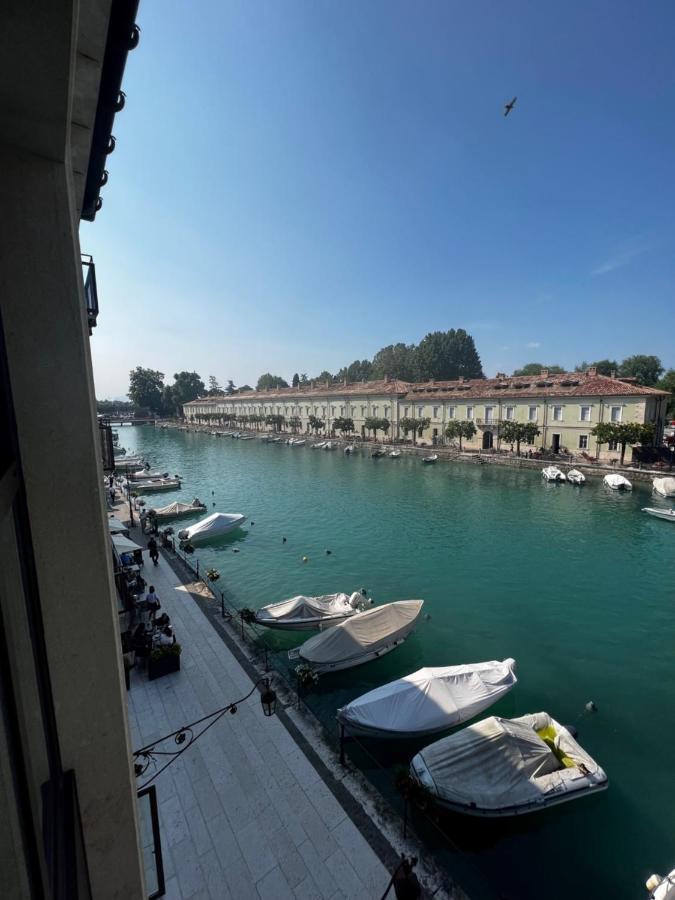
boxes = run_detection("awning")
[111,533,144,554]
[107,517,129,534]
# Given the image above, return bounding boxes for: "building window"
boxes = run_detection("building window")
[553,406,563,421]
[331,406,335,416]
[580,405,591,422]
[306,406,310,415]
[528,406,537,421]
[484,406,494,423]
[384,406,389,418]
[351,406,356,416]
[579,435,589,449]
[447,406,456,419]
[404,406,409,416]
[417,406,423,418]
[608,439,619,451]
[372,406,379,416]
[433,406,439,418]
[340,406,344,415]
[322,407,326,416]
[610,405,622,423]
[505,406,515,420]
[467,406,474,420]
[361,406,366,416]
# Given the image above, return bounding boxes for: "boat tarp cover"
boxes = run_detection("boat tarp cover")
[181,512,245,542]
[654,477,675,497]
[111,533,144,553]
[338,660,516,735]
[257,593,358,623]
[416,713,560,809]
[150,500,204,518]
[299,600,423,665]
[604,474,631,488]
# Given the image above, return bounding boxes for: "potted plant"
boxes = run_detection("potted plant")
[148,642,182,680]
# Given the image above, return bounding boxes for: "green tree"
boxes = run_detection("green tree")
[257,373,289,391]
[364,416,380,439]
[399,416,419,443]
[265,414,285,432]
[513,363,565,376]
[171,371,205,410]
[592,422,655,465]
[316,370,334,384]
[96,399,134,414]
[498,421,541,455]
[618,355,664,387]
[370,343,418,382]
[292,373,300,387]
[591,422,616,459]
[238,385,252,393]
[225,379,236,395]
[575,360,618,376]
[656,369,675,417]
[288,416,302,433]
[415,329,484,381]
[337,360,374,383]
[128,367,165,413]
[333,417,354,436]
[208,375,222,395]
[299,373,309,385]
[308,415,324,434]
[444,420,477,450]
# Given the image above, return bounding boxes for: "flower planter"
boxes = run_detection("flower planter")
[147,653,181,680]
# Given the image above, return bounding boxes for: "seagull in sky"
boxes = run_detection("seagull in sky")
[504,96,517,117]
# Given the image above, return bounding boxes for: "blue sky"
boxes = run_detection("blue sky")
[83,0,675,398]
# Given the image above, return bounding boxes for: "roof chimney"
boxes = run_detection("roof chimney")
[540,369,549,378]
[587,366,597,377]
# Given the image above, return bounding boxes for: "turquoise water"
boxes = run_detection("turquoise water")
[121,427,675,899]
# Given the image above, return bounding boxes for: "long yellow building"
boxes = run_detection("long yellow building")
[184,368,668,460]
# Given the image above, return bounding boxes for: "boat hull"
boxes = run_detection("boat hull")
[422,779,608,817]
[289,632,413,673]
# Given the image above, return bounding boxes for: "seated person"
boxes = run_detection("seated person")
[154,625,175,646]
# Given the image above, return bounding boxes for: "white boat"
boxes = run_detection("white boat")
[646,868,675,899]
[371,448,386,458]
[269,436,281,443]
[344,445,355,454]
[288,599,424,674]
[131,477,181,493]
[147,498,207,520]
[130,469,167,480]
[337,659,517,739]
[239,434,255,441]
[653,477,675,498]
[389,450,401,458]
[292,439,306,447]
[312,441,326,449]
[642,507,675,523]
[422,454,438,464]
[566,469,585,484]
[255,591,371,631]
[177,512,246,544]
[542,466,566,482]
[604,473,632,491]
[410,711,607,817]
[323,441,336,450]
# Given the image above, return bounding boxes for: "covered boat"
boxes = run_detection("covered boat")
[422,454,438,464]
[131,477,181,492]
[130,468,167,480]
[288,599,424,674]
[148,498,206,520]
[410,711,607,817]
[389,450,401,458]
[642,507,675,523]
[177,512,246,544]
[255,591,370,631]
[337,659,517,739]
[344,445,355,454]
[566,469,586,484]
[646,868,675,899]
[323,441,336,450]
[604,473,632,491]
[653,477,675,498]
[371,448,386,458]
[312,441,326,449]
[292,439,306,447]
[542,466,566,482]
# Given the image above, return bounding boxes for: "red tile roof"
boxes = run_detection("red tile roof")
[185,378,412,404]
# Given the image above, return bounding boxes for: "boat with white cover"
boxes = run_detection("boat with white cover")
[292,439,306,447]
[653,477,675,498]
[410,711,607,817]
[148,498,206,520]
[312,441,326,449]
[255,592,371,631]
[566,469,585,484]
[542,466,566,482]
[131,477,181,492]
[646,867,675,899]
[389,450,401,458]
[371,448,386,458]
[130,469,167,480]
[344,444,355,454]
[337,658,517,739]
[288,599,424,674]
[422,454,438,464]
[323,441,336,450]
[604,473,632,491]
[642,507,675,523]
[177,512,246,544]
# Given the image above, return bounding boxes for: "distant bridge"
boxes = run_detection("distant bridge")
[108,417,156,426]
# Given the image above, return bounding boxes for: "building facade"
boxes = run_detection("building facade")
[184,368,668,460]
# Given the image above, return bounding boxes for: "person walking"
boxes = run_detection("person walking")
[145,585,161,622]
[147,537,159,566]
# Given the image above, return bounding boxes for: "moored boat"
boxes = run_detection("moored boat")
[566,469,585,484]
[604,473,632,491]
[542,466,566,482]
[389,450,401,458]
[645,867,675,899]
[344,444,355,454]
[292,439,306,447]
[410,712,607,817]
[312,441,326,449]
[131,477,181,492]
[653,477,675,498]
[255,591,371,631]
[177,512,246,544]
[422,454,438,464]
[337,658,517,739]
[323,441,336,450]
[147,498,207,520]
[642,507,675,523]
[288,599,424,674]
[371,448,386,458]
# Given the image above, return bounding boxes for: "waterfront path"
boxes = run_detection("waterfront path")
[126,551,392,900]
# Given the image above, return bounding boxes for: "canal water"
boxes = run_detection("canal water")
[121,427,674,899]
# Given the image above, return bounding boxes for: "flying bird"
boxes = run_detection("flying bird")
[504,96,517,117]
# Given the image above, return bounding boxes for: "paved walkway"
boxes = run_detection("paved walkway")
[126,551,392,900]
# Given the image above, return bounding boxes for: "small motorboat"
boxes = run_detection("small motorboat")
[130,469,168,480]
[147,498,207,520]
[312,441,326,449]
[131,477,182,493]
[604,473,632,491]
[566,469,586,485]
[344,445,355,454]
[255,592,371,631]
[422,454,438,464]
[337,659,517,739]
[642,507,675,523]
[653,477,675,498]
[177,512,246,544]
[269,436,282,443]
[371,448,386,458]
[239,434,255,441]
[542,466,566,482]
[292,439,306,447]
[323,441,336,450]
[389,450,401,458]
[646,867,675,899]
[410,711,607,817]
[288,599,424,674]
